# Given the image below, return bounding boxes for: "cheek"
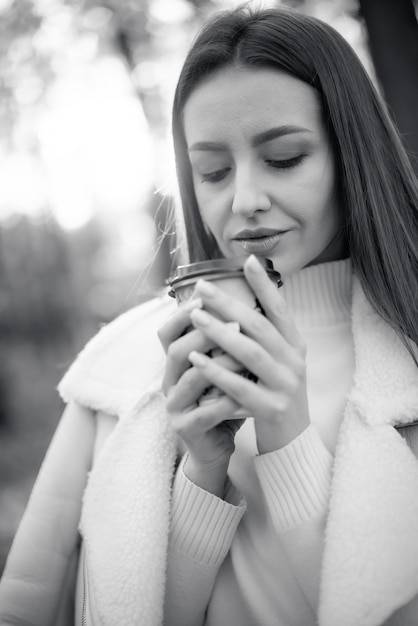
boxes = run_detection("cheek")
[198,208,223,239]
[318,151,338,200]
[195,191,227,234]
[305,158,338,218]
[288,165,337,230]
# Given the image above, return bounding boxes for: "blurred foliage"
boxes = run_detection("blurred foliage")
[0,0,223,149]
[1,216,89,344]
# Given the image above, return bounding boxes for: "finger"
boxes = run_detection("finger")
[173,394,241,440]
[166,366,206,413]
[162,317,240,394]
[157,298,203,352]
[193,278,289,358]
[188,350,273,418]
[193,259,302,352]
[189,308,294,388]
[166,351,242,412]
[244,255,304,350]
[162,323,218,394]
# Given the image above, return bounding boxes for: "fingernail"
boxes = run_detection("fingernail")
[183,297,203,312]
[245,255,262,273]
[190,308,211,326]
[188,351,208,367]
[195,279,216,297]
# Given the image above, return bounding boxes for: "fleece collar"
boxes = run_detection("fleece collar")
[59,279,418,626]
[319,277,418,626]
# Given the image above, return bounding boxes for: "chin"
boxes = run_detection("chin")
[271,259,304,279]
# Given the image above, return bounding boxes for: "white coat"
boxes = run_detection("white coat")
[0,276,418,626]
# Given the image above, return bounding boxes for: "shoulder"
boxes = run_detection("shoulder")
[351,275,418,426]
[58,294,177,415]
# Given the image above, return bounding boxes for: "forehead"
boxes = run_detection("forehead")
[183,66,322,144]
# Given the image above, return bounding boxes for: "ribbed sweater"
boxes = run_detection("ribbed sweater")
[165,258,354,626]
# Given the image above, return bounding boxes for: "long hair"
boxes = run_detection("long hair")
[171,6,418,359]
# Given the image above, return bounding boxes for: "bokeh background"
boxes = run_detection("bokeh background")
[0,0,417,575]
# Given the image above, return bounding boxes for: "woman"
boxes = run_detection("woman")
[1,6,418,626]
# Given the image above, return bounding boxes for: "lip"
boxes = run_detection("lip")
[232,228,288,254]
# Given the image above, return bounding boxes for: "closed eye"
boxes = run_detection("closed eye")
[266,155,306,169]
[199,154,305,182]
[200,168,231,183]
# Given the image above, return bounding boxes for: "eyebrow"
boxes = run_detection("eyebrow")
[188,125,311,152]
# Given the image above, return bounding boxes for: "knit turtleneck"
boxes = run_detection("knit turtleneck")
[278,258,354,448]
[281,258,352,328]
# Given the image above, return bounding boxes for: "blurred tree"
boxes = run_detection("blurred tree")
[0,0,43,148]
[0,217,76,344]
[358,0,418,171]
[0,215,99,419]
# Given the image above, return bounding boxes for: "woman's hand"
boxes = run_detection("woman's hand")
[187,255,310,454]
[158,300,245,496]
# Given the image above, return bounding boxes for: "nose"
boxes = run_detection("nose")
[231,166,271,217]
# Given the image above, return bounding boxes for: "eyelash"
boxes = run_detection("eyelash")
[266,154,306,169]
[200,169,231,183]
[199,154,306,183]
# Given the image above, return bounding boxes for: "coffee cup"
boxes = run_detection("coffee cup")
[168,256,283,417]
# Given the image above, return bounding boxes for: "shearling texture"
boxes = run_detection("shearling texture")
[59,294,176,415]
[59,278,418,626]
[59,294,178,626]
[80,391,176,625]
[319,280,418,626]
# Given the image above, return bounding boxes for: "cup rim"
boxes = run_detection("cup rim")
[167,256,282,296]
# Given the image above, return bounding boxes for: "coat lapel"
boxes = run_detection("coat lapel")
[80,390,177,626]
[319,277,418,626]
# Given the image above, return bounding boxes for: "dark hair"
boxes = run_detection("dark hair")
[171,5,418,359]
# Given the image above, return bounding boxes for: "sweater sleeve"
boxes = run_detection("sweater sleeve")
[254,423,333,611]
[254,423,333,531]
[164,456,246,626]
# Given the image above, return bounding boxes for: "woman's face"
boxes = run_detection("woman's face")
[183,66,345,276]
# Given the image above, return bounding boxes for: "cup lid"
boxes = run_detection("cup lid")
[168,256,282,292]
